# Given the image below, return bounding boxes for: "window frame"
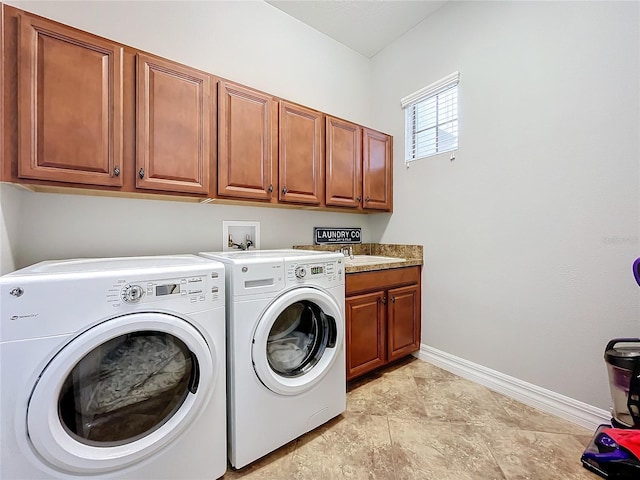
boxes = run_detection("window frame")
[401,71,460,163]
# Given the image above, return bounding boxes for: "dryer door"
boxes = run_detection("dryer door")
[26,312,216,475]
[252,287,343,395]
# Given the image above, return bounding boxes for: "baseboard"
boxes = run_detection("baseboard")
[415,344,610,431]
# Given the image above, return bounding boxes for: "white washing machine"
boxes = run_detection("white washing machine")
[198,249,346,469]
[0,255,227,479]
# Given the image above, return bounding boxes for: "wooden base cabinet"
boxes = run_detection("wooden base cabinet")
[345,266,421,381]
[387,283,421,362]
[345,291,387,379]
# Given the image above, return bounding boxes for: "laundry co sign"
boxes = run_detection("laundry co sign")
[314,227,361,245]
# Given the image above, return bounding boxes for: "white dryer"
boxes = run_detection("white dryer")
[0,255,227,479]
[198,249,346,469]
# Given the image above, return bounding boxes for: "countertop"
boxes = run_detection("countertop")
[292,243,423,274]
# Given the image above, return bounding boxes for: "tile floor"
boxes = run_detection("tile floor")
[223,357,598,480]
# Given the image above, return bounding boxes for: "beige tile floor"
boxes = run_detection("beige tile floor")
[223,357,598,480]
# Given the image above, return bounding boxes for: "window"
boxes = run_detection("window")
[401,71,459,162]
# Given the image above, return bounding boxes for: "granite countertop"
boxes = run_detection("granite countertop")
[292,243,423,274]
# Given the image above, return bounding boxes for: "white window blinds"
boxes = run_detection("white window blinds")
[401,71,459,163]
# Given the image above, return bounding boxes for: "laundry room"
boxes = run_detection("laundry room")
[1,1,639,479]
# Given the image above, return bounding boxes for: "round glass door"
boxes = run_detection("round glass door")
[27,313,214,474]
[253,287,343,395]
[267,301,335,378]
[58,331,198,447]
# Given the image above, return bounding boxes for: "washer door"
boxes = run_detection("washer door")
[27,312,215,474]
[252,287,343,395]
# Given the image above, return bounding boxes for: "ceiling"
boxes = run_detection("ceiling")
[266,1,447,58]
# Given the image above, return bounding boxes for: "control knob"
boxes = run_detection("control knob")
[294,266,307,279]
[122,284,144,303]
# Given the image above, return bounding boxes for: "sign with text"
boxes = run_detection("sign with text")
[314,227,362,245]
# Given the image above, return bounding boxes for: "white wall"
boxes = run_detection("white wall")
[1,1,374,272]
[0,185,23,272]
[14,192,374,266]
[370,1,640,409]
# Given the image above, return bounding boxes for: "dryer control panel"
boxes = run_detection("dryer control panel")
[0,258,226,343]
[108,271,223,307]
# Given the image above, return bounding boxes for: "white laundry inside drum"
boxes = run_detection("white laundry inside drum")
[268,331,315,372]
[58,333,194,445]
[266,301,332,377]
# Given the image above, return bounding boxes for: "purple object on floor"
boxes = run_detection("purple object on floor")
[581,424,640,479]
[582,425,630,463]
[633,257,640,288]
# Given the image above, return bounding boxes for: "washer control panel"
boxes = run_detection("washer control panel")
[286,260,343,286]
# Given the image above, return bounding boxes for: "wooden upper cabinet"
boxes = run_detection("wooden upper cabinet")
[5,6,393,210]
[218,81,277,201]
[363,128,392,211]
[136,53,212,194]
[325,116,361,208]
[17,13,123,187]
[278,101,323,205]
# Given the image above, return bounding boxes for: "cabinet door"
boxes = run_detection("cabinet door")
[279,101,323,205]
[325,116,361,208]
[18,13,123,186]
[136,54,212,194]
[387,283,421,362]
[346,291,387,380]
[362,128,392,211]
[218,81,277,201]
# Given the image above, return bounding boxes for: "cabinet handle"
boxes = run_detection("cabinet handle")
[391,296,395,303]
[365,196,370,203]
[282,186,288,195]
[113,166,120,177]
[268,184,273,193]
[138,168,145,179]
[381,296,387,305]
[356,195,361,202]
